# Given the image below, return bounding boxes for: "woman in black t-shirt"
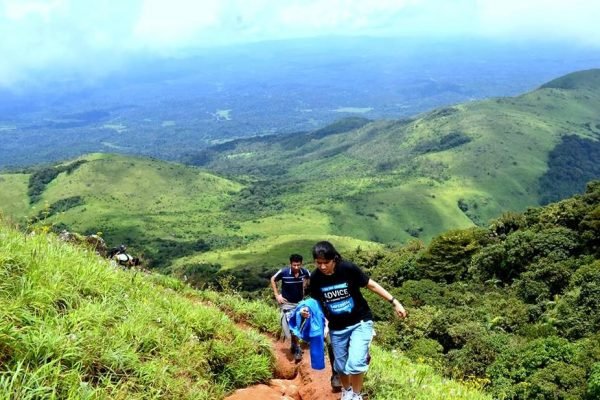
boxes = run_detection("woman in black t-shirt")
[304,241,407,400]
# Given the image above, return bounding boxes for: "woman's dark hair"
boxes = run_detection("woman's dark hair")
[312,241,342,262]
[289,253,303,263]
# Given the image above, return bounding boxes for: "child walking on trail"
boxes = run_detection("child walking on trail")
[270,254,310,361]
[302,241,407,400]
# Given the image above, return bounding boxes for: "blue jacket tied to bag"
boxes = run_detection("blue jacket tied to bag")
[289,298,326,370]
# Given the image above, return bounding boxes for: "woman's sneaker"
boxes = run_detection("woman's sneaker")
[352,393,363,400]
[341,387,354,400]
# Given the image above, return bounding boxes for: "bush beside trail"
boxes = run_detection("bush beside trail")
[352,181,600,399]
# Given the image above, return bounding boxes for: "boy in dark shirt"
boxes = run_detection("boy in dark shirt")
[270,254,310,361]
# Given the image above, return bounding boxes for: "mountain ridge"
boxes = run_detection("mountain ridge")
[540,68,600,90]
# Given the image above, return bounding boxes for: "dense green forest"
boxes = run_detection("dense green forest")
[337,181,600,399]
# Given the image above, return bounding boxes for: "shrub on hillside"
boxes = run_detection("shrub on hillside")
[514,257,582,303]
[27,160,87,203]
[487,336,576,398]
[551,260,600,339]
[538,135,600,205]
[579,204,600,254]
[406,338,444,369]
[413,131,471,155]
[516,362,586,400]
[393,305,442,350]
[417,228,490,283]
[588,363,600,399]
[352,243,423,285]
[399,279,447,308]
[489,211,526,237]
[470,227,579,285]
[445,332,513,379]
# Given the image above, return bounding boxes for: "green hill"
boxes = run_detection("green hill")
[0,153,245,266]
[187,68,600,243]
[0,153,380,284]
[2,69,600,284]
[540,68,600,90]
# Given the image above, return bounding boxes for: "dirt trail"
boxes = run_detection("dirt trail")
[225,338,340,400]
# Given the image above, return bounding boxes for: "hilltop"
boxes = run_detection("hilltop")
[541,68,600,90]
[1,69,600,284]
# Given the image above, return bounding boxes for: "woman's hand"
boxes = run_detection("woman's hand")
[393,300,408,319]
[275,294,286,304]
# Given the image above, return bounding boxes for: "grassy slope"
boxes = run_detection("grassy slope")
[39,153,242,238]
[0,220,273,400]
[171,234,382,271]
[0,173,29,219]
[0,153,246,261]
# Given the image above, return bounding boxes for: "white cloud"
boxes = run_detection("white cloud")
[476,0,600,44]
[0,0,599,88]
[133,0,221,47]
[3,0,65,20]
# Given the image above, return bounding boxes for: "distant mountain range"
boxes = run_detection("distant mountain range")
[2,37,600,168]
[1,69,600,277]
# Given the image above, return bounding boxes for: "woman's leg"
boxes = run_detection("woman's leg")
[346,320,373,393]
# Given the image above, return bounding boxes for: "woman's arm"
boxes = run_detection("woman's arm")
[366,279,407,319]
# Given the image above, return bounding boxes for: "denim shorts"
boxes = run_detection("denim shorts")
[330,320,373,375]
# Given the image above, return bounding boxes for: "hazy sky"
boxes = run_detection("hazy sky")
[1,0,599,88]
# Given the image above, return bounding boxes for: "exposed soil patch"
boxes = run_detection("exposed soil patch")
[225,338,340,400]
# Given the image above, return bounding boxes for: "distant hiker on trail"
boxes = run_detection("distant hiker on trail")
[270,254,310,361]
[302,241,407,400]
[110,244,134,268]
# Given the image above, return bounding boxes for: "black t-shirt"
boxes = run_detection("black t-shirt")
[309,260,373,330]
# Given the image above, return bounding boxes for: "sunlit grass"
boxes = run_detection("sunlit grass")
[171,234,383,270]
[0,221,272,399]
[365,346,491,400]
[0,173,29,218]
